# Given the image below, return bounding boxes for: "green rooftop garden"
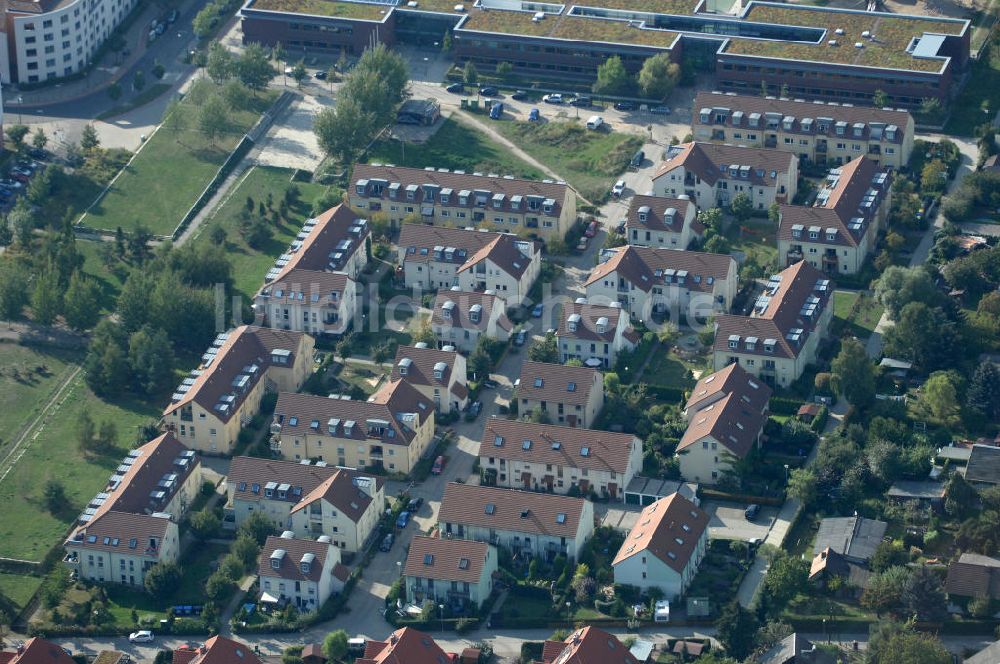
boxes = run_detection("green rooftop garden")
[252,0,391,19]
[462,9,678,47]
[596,0,699,16]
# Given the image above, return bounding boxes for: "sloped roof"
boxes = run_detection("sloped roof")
[399,224,502,264]
[5,638,75,664]
[288,468,380,522]
[813,516,886,561]
[557,302,638,344]
[275,204,369,280]
[391,345,461,389]
[259,268,353,304]
[677,391,768,458]
[259,535,335,582]
[542,626,639,664]
[456,234,534,280]
[586,245,734,294]
[438,483,588,539]
[517,361,601,407]
[685,362,772,413]
[480,419,638,475]
[965,444,1000,484]
[229,457,337,504]
[965,639,1000,664]
[359,628,458,664]
[404,536,491,583]
[654,142,796,187]
[945,552,1000,599]
[612,493,709,573]
[625,195,702,236]
[185,637,262,664]
[431,290,513,332]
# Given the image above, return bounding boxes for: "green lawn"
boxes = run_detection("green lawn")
[367,117,544,181]
[0,344,79,456]
[725,220,778,268]
[191,165,331,303]
[76,239,133,313]
[832,290,884,340]
[82,90,278,236]
[946,34,1000,135]
[0,572,43,610]
[642,351,696,388]
[0,368,162,561]
[489,119,644,202]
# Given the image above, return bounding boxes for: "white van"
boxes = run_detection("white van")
[586,115,604,130]
[348,637,366,653]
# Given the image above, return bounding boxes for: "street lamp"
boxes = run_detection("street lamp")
[17,96,23,124]
[438,603,445,633]
[783,464,789,483]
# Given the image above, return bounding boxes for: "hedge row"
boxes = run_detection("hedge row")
[700,488,785,507]
[643,383,687,403]
[769,396,807,416]
[30,618,211,638]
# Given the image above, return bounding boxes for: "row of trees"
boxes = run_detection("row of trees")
[593,54,681,101]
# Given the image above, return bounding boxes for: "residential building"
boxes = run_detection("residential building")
[624,195,704,250]
[516,361,605,428]
[403,536,498,609]
[966,640,1000,664]
[171,637,262,664]
[556,300,640,369]
[693,91,915,168]
[2,0,139,85]
[886,480,946,510]
[0,638,76,664]
[479,419,642,500]
[778,157,893,275]
[437,482,595,560]
[163,326,315,455]
[270,379,435,475]
[677,364,772,484]
[358,628,466,664]
[963,444,1000,487]
[808,547,871,592]
[586,245,737,321]
[397,224,541,305]
[431,288,513,353]
[390,343,469,414]
[540,627,640,664]
[240,0,968,109]
[712,261,833,387]
[226,457,384,552]
[258,532,346,611]
[63,434,201,587]
[653,142,799,211]
[945,553,1000,600]
[254,204,370,335]
[757,634,837,664]
[812,516,887,562]
[612,493,709,600]
[349,163,575,241]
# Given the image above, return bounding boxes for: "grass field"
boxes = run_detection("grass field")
[83,90,277,236]
[191,165,331,303]
[490,119,643,202]
[726,220,778,268]
[367,117,544,180]
[0,344,80,456]
[643,350,697,388]
[832,290,884,340]
[0,572,43,610]
[0,362,162,561]
[946,34,1000,135]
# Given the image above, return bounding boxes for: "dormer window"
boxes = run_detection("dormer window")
[728,334,740,349]
[442,301,455,319]
[406,185,417,200]
[826,228,837,241]
[745,336,758,352]
[567,313,581,332]
[433,361,447,380]
[469,304,482,323]
[809,226,820,239]
[388,182,400,198]
[637,205,650,223]
[543,198,555,214]
[791,224,803,239]
[355,179,369,196]
[398,357,411,376]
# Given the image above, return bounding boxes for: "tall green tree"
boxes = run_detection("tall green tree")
[31,268,62,326]
[714,600,758,661]
[291,59,308,87]
[322,630,349,662]
[0,261,29,321]
[80,124,101,151]
[7,125,29,151]
[128,327,176,397]
[43,480,68,513]
[32,128,48,151]
[206,42,234,83]
[883,303,962,373]
[901,565,947,622]
[163,98,187,139]
[236,42,277,93]
[831,337,875,408]
[730,192,753,223]
[914,371,961,427]
[637,53,680,100]
[144,562,182,596]
[866,621,950,664]
[592,56,632,96]
[314,97,375,166]
[967,361,1000,419]
[861,566,909,616]
[762,551,809,609]
[117,271,154,333]
[83,320,129,397]
[874,266,940,320]
[463,61,478,85]
[63,272,102,331]
[199,94,230,145]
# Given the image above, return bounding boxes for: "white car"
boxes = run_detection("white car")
[129,630,154,644]
[542,93,564,104]
[612,180,626,197]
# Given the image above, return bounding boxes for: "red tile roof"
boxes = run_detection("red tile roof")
[432,290,513,332]
[685,362,772,414]
[391,345,462,389]
[5,638,75,664]
[288,468,380,521]
[542,627,639,664]
[678,391,768,458]
[404,535,492,584]
[259,534,336,583]
[438,482,589,539]
[359,628,458,664]
[259,268,352,303]
[457,234,534,280]
[586,245,733,294]
[184,637,262,664]
[557,302,638,345]
[654,142,796,187]
[517,361,602,408]
[275,204,369,280]
[480,419,638,475]
[625,195,703,237]
[612,493,709,573]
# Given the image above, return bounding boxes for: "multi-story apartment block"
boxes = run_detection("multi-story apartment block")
[624,195,704,250]
[586,246,737,322]
[64,434,201,587]
[479,419,642,500]
[677,364,772,484]
[516,361,605,428]
[557,300,640,369]
[653,142,798,211]
[693,91,915,169]
[2,0,139,84]
[227,457,384,552]
[403,536,498,610]
[712,261,833,387]
[431,289,513,353]
[541,627,640,664]
[349,164,575,241]
[258,533,346,611]
[438,482,595,561]
[778,157,893,275]
[163,326,314,455]
[254,204,370,335]
[612,493,709,600]
[397,224,541,305]
[390,344,469,414]
[270,379,435,475]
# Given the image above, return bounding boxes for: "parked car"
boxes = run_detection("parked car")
[380,533,395,551]
[542,93,564,104]
[570,96,592,108]
[614,101,636,111]
[283,66,294,76]
[586,115,604,130]
[0,179,23,190]
[511,90,529,100]
[489,102,504,120]
[407,497,424,512]
[396,511,411,528]
[744,504,761,521]
[129,631,154,644]
[630,150,645,168]
[469,401,482,417]
[585,220,598,238]
[431,456,446,475]
[314,70,327,80]
[576,236,589,251]
[650,105,671,115]
[12,166,33,178]
[531,303,544,318]
[514,329,527,346]
[479,85,499,96]
[612,179,626,197]
[10,172,30,184]
[483,378,500,389]
[528,107,540,122]
[615,220,627,235]
[167,9,179,22]
[446,82,465,93]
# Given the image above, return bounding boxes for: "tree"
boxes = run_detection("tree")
[192,4,218,38]
[199,94,229,145]
[291,59,308,87]
[128,327,176,396]
[920,159,948,194]
[730,192,753,223]
[152,60,166,80]
[31,269,62,326]
[901,565,946,622]
[866,621,951,664]
[336,334,354,362]
[637,53,680,100]
[412,318,436,346]
[528,333,559,363]
[32,128,48,151]
[883,303,961,373]
[206,42,234,83]
[108,82,122,101]
[592,56,632,96]
[232,535,261,568]
[190,509,221,540]
[43,480,68,513]
[133,69,146,91]
[98,419,118,451]
[496,61,512,76]
[237,510,276,545]
[7,125,29,151]
[64,142,84,167]
[914,371,960,426]
[9,202,36,247]
[313,97,375,165]
[80,124,101,151]
[714,600,758,661]
[786,468,817,507]
[873,89,889,107]
[831,337,875,408]
[0,261,29,322]
[967,361,1000,419]
[222,79,250,110]
[144,561,182,596]
[697,207,723,234]
[755,620,794,652]
[236,42,277,93]
[463,61,478,85]
[869,540,908,574]
[322,630,349,662]
[874,266,940,320]
[861,566,909,616]
[83,320,129,397]
[163,98,187,139]
[762,552,809,608]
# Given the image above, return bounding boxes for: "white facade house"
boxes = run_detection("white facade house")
[389,343,469,414]
[557,300,640,369]
[625,195,704,250]
[258,532,345,612]
[612,493,709,600]
[404,536,498,609]
[431,289,513,353]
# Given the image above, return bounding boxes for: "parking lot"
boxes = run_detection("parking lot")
[600,499,776,542]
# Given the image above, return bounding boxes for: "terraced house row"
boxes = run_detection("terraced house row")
[240,0,969,108]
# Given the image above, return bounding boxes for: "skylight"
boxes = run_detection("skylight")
[485,503,496,515]
[556,513,566,524]
[424,554,434,565]
[534,377,543,388]
[458,558,470,570]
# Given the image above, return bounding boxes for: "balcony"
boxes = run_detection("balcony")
[63,552,79,566]
[269,436,281,451]
[764,136,778,149]
[816,141,827,153]
[617,283,629,293]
